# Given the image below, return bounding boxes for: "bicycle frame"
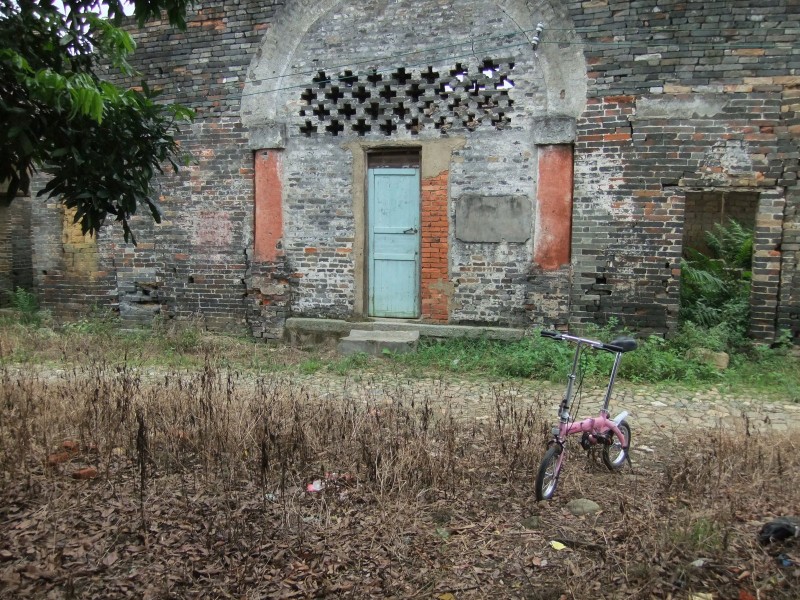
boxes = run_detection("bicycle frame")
[551,332,628,449]
[535,330,636,501]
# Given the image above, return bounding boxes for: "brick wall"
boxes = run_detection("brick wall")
[17,0,800,342]
[569,0,800,339]
[0,197,33,307]
[448,128,535,326]
[28,192,116,317]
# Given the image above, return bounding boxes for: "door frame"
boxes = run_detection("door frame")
[343,139,465,319]
[366,150,421,318]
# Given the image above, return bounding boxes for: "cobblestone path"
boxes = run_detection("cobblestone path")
[293,371,800,438]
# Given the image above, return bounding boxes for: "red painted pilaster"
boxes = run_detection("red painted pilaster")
[254,150,283,262]
[535,145,574,270]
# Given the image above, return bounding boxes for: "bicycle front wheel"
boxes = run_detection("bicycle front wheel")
[603,420,631,471]
[535,445,563,501]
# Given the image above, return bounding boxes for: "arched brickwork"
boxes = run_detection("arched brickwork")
[241,0,586,326]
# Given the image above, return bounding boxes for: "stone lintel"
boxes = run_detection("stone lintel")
[247,123,287,150]
[532,116,577,145]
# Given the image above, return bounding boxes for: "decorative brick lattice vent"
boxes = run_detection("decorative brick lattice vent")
[298,60,515,137]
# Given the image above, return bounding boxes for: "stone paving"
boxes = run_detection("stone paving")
[293,371,800,439]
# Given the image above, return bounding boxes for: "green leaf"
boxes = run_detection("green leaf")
[1,0,193,243]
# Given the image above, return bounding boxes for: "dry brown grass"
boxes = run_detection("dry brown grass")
[0,361,798,599]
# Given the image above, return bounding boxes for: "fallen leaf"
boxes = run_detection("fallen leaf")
[550,541,567,551]
[103,551,119,567]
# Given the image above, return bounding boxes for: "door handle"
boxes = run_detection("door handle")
[403,227,418,234]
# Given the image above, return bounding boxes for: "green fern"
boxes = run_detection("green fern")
[679,219,753,346]
[705,219,753,270]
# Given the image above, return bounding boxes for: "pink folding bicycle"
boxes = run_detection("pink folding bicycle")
[535,330,637,501]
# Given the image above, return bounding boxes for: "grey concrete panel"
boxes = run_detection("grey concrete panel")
[455,195,532,243]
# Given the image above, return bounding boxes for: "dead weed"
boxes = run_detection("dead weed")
[0,363,797,598]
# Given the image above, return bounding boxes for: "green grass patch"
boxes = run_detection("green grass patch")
[0,310,798,399]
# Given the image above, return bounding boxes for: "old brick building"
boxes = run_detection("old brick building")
[2,0,799,342]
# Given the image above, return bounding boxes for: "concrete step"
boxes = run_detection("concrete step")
[337,329,420,356]
[285,317,525,348]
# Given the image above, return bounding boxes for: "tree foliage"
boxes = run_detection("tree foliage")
[0,0,194,242]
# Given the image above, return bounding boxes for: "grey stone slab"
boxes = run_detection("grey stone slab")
[285,317,526,343]
[531,116,577,144]
[455,195,531,243]
[247,123,287,149]
[338,329,419,356]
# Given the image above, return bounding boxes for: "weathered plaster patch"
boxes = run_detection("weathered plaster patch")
[635,95,730,119]
[190,210,234,248]
[699,140,754,184]
[574,150,630,218]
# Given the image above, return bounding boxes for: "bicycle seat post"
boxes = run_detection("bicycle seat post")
[561,342,583,423]
[600,350,623,416]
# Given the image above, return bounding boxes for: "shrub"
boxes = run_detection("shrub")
[7,287,40,326]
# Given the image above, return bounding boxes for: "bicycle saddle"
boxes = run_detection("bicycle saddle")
[605,337,638,353]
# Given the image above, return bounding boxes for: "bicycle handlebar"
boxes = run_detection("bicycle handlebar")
[539,330,637,353]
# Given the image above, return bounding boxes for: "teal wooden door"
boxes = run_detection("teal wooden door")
[368,167,420,317]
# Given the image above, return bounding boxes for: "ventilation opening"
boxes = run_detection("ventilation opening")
[367,150,420,169]
[296,59,516,137]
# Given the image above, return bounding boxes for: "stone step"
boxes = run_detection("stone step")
[285,317,525,348]
[337,329,420,356]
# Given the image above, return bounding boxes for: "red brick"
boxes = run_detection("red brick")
[47,452,72,467]
[72,467,98,480]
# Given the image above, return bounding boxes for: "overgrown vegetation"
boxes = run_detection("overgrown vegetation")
[679,219,754,352]
[0,362,797,598]
[1,290,798,596]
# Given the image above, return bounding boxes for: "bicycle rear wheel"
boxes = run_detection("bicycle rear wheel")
[602,420,630,471]
[535,445,563,501]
